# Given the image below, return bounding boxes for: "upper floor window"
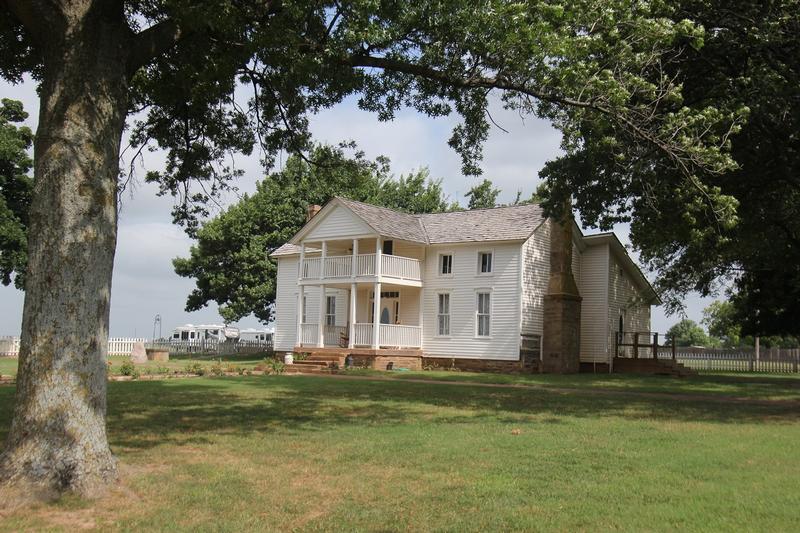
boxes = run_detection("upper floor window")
[383,240,393,255]
[326,296,336,326]
[478,251,493,274]
[439,254,453,275]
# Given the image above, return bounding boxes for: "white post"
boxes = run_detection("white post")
[320,240,327,279]
[372,281,381,349]
[349,283,357,348]
[296,286,304,347]
[318,284,326,347]
[375,237,382,279]
[352,238,358,278]
[298,242,306,280]
[755,336,760,362]
[418,287,424,332]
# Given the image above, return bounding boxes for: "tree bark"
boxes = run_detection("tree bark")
[0,1,131,497]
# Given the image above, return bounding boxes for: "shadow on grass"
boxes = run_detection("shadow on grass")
[0,375,796,453]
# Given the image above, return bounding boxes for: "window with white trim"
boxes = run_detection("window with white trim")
[476,292,491,337]
[437,293,450,336]
[439,253,453,275]
[325,296,336,326]
[478,251,493,274]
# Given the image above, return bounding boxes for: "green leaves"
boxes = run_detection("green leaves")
[0,98,32,289]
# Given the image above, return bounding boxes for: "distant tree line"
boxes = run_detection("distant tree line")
[666,301,799,349]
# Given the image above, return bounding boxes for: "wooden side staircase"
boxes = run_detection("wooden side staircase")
[613,357,696,377]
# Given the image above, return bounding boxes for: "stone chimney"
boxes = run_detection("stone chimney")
[540,210,582,373]
[306,204,322,222]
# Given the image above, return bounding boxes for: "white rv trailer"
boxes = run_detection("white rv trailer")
[170,324,240,342]
[239,328,274,343]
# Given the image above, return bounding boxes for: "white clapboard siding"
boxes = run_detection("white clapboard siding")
[607,252,651,356]
[274,256,299,351]
[519,220,581,339]
[422,242,522,359]
[304,205,374,241]
[579,244,611,363]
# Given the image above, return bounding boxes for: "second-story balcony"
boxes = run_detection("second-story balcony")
[300,253,422,283]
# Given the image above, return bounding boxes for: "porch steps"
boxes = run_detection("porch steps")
[284,354,343,374]
[613,357,697,377]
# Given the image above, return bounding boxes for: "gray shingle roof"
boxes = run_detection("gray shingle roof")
[418,203,545,244]
[271,243,319,256]
[271,198,546,256]
[335,198,429,243]
[337,198,545,244]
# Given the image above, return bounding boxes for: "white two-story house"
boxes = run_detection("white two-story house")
[271,197,658,372]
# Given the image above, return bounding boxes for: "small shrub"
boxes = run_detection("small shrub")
[294,352,309,361]
[184,362,206,376]
[264,359,285,375]
[209,359,224,376]
[119,360,136,376]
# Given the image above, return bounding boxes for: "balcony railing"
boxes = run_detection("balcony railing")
[381,255,421,281]
[300,253,421,282]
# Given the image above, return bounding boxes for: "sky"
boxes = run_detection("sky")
[0,77,716,338]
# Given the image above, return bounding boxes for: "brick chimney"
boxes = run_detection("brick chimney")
[306,204,322,222]
[540,210,582,374]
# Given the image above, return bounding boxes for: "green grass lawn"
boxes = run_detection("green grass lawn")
[340,368,800,401]
[0,374,798,531]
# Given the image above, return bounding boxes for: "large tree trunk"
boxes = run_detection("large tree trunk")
[0,2,131,497]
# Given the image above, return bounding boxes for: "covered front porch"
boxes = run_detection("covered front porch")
[295,283,422,349]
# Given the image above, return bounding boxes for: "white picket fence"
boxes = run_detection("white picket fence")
[1,336,147,357]
[0,336,272,358]
[109,337,148,356]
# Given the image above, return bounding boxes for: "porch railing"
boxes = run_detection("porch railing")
[324,256,352,278]
[323,325,348,346]
[301,257,321,279]
[352,323,373,347]
[381,254,421,281]
[299,323,318,346]
[379,324,422,348]
[355,254,376,276]
[300,253,421,281]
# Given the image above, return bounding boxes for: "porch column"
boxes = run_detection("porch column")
[317,284,326,347]
[298,242,306,280]
[372,281,381,349]
[375,237,382,278]
[418,287,424,332]
[296,285,304,347]
[320,240,327,279]
[348,282,356,348]
[351,238,358,278]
